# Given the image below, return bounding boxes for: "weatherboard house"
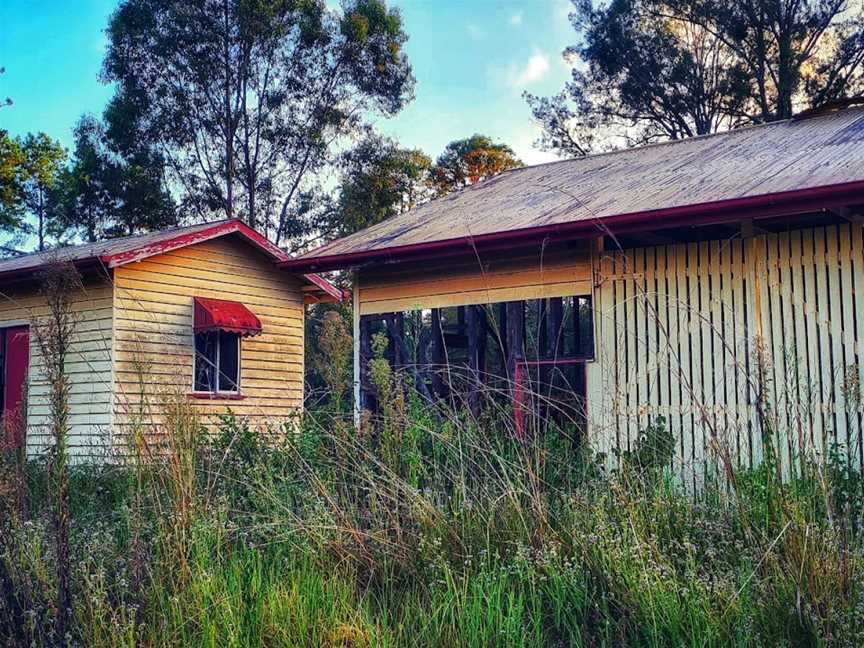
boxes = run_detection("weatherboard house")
[3,107,864,474]
[285,105,864,478]
[0,220,340,460]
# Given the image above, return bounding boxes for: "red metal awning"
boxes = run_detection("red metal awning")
[193,297,262,337]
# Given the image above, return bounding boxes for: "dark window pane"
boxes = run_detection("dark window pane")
[218,332,240,392]
[0,329,6,414]
[194,331,218,391]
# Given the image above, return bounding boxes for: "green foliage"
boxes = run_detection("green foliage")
[101,0,415,245]
[20,133,66,251]
[529,0,864,156]
[3,402,864,646]
[0,132,69,251]
[330,132,432,237]
[0,130,26,234]
[618,415,675,477]
[430,134,522,196]
[49,114,176,244]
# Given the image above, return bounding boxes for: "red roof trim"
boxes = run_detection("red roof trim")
[280,180,864,272]
[100,220,284,267]
[97,218,341,300]
[194,296,263,336]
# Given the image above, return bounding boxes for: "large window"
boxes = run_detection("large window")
[194,330,241,393]
[0,328,6,415]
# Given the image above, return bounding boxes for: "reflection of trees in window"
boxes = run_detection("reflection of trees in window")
[0,329,6,414]
[194,331,240,393]
[358,296,595,420]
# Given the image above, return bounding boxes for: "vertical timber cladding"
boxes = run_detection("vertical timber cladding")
[587,224,864,480]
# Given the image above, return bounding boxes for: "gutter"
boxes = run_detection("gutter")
[280,180,864,273]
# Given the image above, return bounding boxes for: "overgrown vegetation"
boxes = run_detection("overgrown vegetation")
[2,378,864,646]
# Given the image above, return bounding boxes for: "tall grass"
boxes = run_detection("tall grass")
[2,377,864,646]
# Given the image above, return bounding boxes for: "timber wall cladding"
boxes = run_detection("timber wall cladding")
[112,236,305,450]
[0,280,114,460]
[358,243,594,315]
[586,224,864,480]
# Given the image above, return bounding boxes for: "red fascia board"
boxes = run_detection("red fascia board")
[302,273,343,300]
[280,181,864,272]
[98,218,342,301]
[100,220,286,267]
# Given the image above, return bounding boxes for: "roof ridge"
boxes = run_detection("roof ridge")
[496,105,864,176]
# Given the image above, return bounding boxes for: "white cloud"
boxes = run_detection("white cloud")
[92,34,108,54]
[509,123,561,166]
[509,11,523,26]
[466,24,484,40]
[510,50,551,87]
[553,0,572,21]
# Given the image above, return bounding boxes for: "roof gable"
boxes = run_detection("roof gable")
[0,219,341,300]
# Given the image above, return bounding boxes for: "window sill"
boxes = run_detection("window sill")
[187,391,246,401]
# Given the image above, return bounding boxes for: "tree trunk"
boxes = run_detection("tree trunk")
[431,308,446,398]
[222,0,235,220]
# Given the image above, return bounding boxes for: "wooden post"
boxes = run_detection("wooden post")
[506,301,525,390]
[477,306,487,377]
[359,315,373,413]
[547,297,563,359]
[431,308,445,398]
[497,301,509,369]
[352,270,361,429]
[467,305,485,415]
[536,299,548,358]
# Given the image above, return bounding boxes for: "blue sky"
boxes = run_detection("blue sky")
[0,0,574,165]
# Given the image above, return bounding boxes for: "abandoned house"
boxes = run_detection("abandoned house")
[285,104,864,479]
[0,219,340,460]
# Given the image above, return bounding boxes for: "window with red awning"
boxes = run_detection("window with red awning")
[192,298,261,394]
[193,297,262,337]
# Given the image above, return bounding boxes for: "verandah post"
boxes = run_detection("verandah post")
[506,301,526,439]
[431,308,446,398]
[352,269,361,429]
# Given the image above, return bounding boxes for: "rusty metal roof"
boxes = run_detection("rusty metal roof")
[297,107,864,265]
[0,220,233,277]
[0,219,342,300]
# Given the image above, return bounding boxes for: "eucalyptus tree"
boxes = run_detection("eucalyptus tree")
[102,0,415,246]
[529,0,864,156]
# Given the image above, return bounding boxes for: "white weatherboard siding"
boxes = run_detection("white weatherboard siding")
[0,279,114,461]
[587,224,864,481]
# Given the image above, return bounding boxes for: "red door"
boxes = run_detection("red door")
[1,326,30,452]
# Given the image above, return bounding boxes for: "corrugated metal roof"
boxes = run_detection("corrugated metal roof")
[0,220,230,277]
[0,219,343,300]
[301,107,864,261]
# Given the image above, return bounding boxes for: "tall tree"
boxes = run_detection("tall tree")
[683,0,864,121]
[21,133,66,251]
[431,135,522,196]
[0,131,26,234]
[329,132,431,237]
[50,115,176,243]
[102,0,415,246]
[529,0,864,156]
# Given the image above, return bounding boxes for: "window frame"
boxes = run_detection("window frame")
[192,329,242,396]
[0,328,6,416]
